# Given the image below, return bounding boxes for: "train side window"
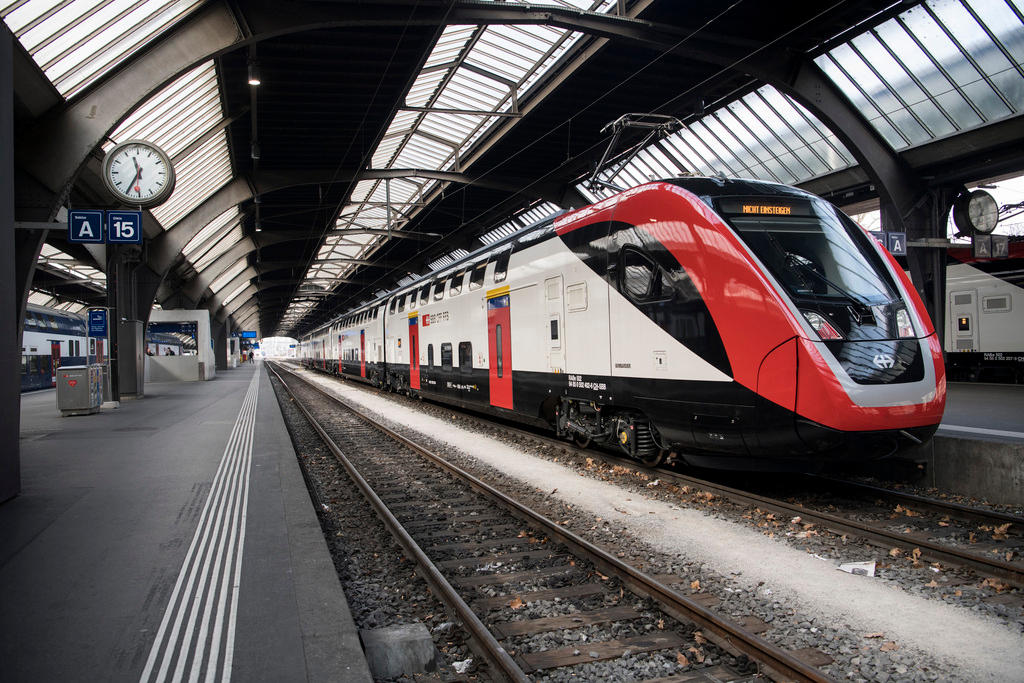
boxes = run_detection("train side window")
[450,271,464,296]
[397,294,406,313]
[441,343,453,370]
[469,263,486,290]
[433,279,445,301]
[458,342,472,373]
[493,249,511,283]
[389,298,398,314]
[428,344,434,367]
[418,284,430,306]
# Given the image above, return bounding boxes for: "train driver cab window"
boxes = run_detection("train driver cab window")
[619,246,671,304]
[493,249,511,283]
[450,271,464,296]
[419,284,430,306]
[433,279,445,301]
[458,342,472,373]
[428,344,434,367]
[441,342,453,370]
[469,263,486,290]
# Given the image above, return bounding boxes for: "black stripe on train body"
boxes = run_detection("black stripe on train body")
[299,178,945,471]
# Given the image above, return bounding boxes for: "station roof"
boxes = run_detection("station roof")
[6,0,1023,336]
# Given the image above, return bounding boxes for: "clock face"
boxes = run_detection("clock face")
[968,192,998,234]
[102,140,175,207]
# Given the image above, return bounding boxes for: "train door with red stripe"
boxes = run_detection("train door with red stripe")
[487,287,513,409]
[360,330,366,378]
[50,341,61,386]
[408,314,420,390]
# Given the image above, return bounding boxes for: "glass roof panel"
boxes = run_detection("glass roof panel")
[221,281,250,307]
[1,0,204,98]
[209,257,248,294]
[815,0,1024,151]
[191,224,243,273]
[285,1,628,331]
[183,207,240,257]
[150,132,232,228]
[37,242,107,288]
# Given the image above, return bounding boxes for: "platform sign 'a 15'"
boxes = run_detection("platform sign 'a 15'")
[107,211,143,244]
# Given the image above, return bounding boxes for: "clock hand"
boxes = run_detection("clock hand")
[132,156,142,195]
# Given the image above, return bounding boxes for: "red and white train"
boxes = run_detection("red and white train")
[301,178,946,470]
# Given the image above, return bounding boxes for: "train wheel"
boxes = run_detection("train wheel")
[637,448,667,468]
[573,434,592,449]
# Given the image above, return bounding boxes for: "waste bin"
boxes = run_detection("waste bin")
[56,364,103,416]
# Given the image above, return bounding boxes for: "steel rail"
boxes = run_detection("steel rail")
[805,474,1024,529]
[267,363,530,683]
[273,363,834,683]
[598,453,1024,588]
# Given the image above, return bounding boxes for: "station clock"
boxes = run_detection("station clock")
[952,189,999,236]
[101,140,176,208]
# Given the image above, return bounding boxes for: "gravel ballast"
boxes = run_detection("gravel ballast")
[294,368,1024,682]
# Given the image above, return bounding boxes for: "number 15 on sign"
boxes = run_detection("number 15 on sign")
[107,211,143,244]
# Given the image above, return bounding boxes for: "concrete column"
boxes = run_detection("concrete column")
[1,26,20,502]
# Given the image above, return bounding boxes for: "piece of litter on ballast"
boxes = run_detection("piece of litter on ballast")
[453,658,473,674]
[838,560,876,577]
[476,562,504,572]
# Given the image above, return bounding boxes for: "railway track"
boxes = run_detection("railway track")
[289,363,1023,591]
[268,362,836,682]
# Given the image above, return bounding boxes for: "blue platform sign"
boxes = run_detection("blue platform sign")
[69,210,104,243]
[886,231,907,256]
[240,331,257,339]
[87,309,107,337]
[107,211,143,244]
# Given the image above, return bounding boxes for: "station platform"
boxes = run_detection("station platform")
[2,363,371,682]
[939,382,1024,444]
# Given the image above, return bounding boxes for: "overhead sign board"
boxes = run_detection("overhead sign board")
[68,210,144,244]
[240,331,258,339]
[107,211,143,244]
[87,309,108,337]
[69,210,104,243]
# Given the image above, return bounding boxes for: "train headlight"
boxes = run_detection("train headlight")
[895,308,915,338]
[801,310,843,340]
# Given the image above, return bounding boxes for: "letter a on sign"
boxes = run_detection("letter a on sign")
[69,210,104,243]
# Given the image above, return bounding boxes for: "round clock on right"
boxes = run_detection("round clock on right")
[952,189,999,235]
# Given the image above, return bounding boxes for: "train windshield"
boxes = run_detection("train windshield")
[717,196,897,307]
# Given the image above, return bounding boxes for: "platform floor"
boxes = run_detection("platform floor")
[2,363,371,682]
[939,382,1024,443]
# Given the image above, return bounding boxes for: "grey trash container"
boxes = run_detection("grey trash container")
[56,364,103,416]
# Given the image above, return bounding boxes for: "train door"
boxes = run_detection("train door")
[545,275,565,373]
[408,314,420,390]
[487,286,513,409]
[338,334,344,373]
[360,330,366,378]
[949,289,979,353]
[50,341,61,386]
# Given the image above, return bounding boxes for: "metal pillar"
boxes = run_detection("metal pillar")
[1,26,20,502]
[107,246,145,399]
[212,317,228,371]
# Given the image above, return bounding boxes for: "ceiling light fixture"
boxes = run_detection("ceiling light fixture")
[247,60,261,86]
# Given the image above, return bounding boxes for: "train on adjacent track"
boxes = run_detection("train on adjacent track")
[301,177,948,470]
[20,304,90,391]
[942,241,1024,383]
